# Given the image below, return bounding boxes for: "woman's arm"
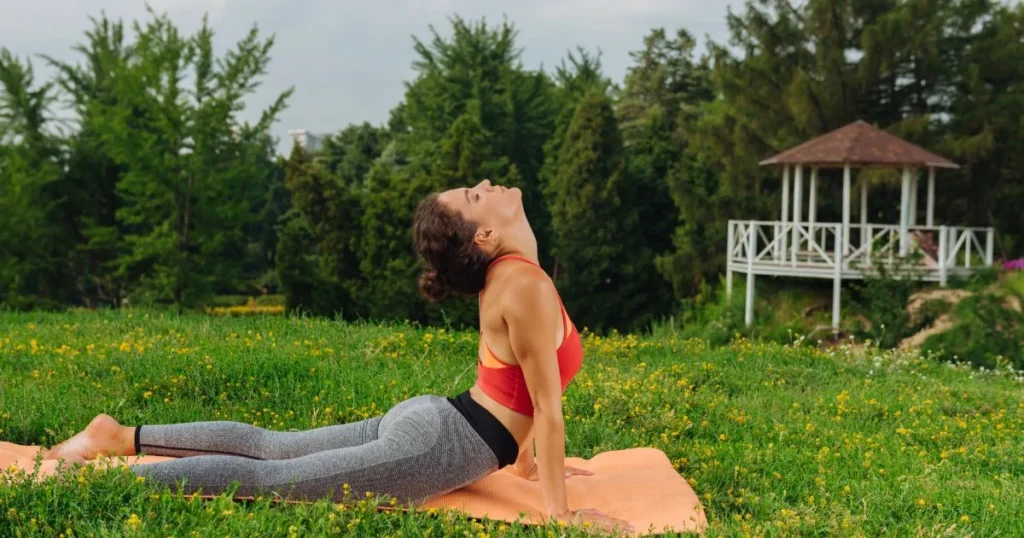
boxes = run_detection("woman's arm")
[504,276,569,518]
[502,276,635,534]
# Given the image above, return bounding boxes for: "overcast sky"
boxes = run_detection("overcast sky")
[3,0,735,155]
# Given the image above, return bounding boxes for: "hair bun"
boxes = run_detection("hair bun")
[418,269,449,302]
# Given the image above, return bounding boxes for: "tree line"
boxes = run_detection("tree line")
[2,1,1022,333]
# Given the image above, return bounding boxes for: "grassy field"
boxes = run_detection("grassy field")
[2,311,1023,537]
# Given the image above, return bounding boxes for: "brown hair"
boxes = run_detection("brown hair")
[412,193,493,302]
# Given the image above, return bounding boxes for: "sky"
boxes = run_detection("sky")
[2,0,735,155]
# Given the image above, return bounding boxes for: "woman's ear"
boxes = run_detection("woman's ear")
[474,227,499,252]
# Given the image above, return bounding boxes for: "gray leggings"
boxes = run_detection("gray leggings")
[129,395,499,504]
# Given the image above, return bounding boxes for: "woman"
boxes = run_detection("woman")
[18,179,631,533]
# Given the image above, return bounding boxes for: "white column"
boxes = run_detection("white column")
[842,165,851,257]
[966,232,972,269]
[745,225,756,327]
[726,222,735,298]
[900,166,911,256]
[938,226,948,286]
[809,167,818,227]
[986,228,994,266]
[910,172,919,227]
[791,165,803,265]
[780,165,790,261]
[860,178,868,251]
[926,167,935,227]
[833,223,842,330]
[809,168,818,260]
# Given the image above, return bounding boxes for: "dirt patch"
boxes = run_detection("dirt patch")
[905,289,972,325]
[899,288,1021,349]
[1004,294,1022,313]
[900,314,956,349]
[899,289,973,350]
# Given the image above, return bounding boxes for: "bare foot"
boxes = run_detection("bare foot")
[44,414,134,462]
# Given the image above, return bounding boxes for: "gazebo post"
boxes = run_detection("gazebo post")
[860,178,868,259]
[900,166,911,256]
[745,225,756,327]
[780,165,790,261]
[832,223,842,331]
[938,226,948,286]
[726,223,734,298]
[842,164,851,257]
[811,166,819,256]
[910,171,919,227]
[809,167,818,230]
[792,165,803,265]
[926,167,935,227]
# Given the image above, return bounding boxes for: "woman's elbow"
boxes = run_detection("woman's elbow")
[533,401,565,429]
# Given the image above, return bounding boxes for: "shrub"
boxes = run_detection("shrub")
[1004,271,1024,299]
[208,295,250,307]
[907,298,953,335]
[920,294,1024,370]
[254,295,286,307]
[850,263,917,349]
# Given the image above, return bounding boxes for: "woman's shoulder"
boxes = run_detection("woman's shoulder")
[488,262,560,321]
[488,258,552,292]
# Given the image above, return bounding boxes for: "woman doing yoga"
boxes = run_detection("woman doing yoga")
[26,179,632,533]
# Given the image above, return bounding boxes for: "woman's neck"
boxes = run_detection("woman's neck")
[494,235,539,265]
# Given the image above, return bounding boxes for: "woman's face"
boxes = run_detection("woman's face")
[438,179,524,240]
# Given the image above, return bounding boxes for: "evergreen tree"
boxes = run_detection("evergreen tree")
[253,156,290,294]
[276,144,352,316]
[661,0,1024,296]
[546,91,652,333]
[939,1,1024,255]
[45,16,134,307]
[400,16,556,253]
[617,28,715,303]
[340,16,558,326]
[536,47,611,269]
[353,114,500,327]
[353,163,431,323]
[88,10,291,308]
[317,122,390,184]
[0,49,67,309]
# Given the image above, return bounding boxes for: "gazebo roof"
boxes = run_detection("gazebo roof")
[759,120,959,170]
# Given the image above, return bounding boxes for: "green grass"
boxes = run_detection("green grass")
[2,310,1023,537]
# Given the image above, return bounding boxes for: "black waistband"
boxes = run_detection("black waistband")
[447,390,519,469]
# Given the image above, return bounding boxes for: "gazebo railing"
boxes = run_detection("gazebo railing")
[843,224,901,267]
[728,220,996,284]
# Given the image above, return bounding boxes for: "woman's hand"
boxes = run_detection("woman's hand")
[522,464,593,481]
[554,508,634,534]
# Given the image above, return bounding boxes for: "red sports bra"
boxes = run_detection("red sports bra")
[475,255,584,417]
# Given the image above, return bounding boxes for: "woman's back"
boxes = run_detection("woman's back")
[470,255,583,446]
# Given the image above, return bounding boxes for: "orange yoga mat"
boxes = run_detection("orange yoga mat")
[4,445,706,536]
[420,448,707,535]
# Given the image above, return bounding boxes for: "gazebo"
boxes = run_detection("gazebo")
[726,120,995,330]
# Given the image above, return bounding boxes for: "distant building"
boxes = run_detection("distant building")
[288,129,326,153]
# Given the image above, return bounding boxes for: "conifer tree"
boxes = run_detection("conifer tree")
[276,144,352,316]
[89,10,291,308]
[547,91,652,332]
[617,28,715,302]
[46,16,136,307]
[0,49,67,309]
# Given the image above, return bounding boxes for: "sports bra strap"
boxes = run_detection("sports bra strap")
[487,254,539,270]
